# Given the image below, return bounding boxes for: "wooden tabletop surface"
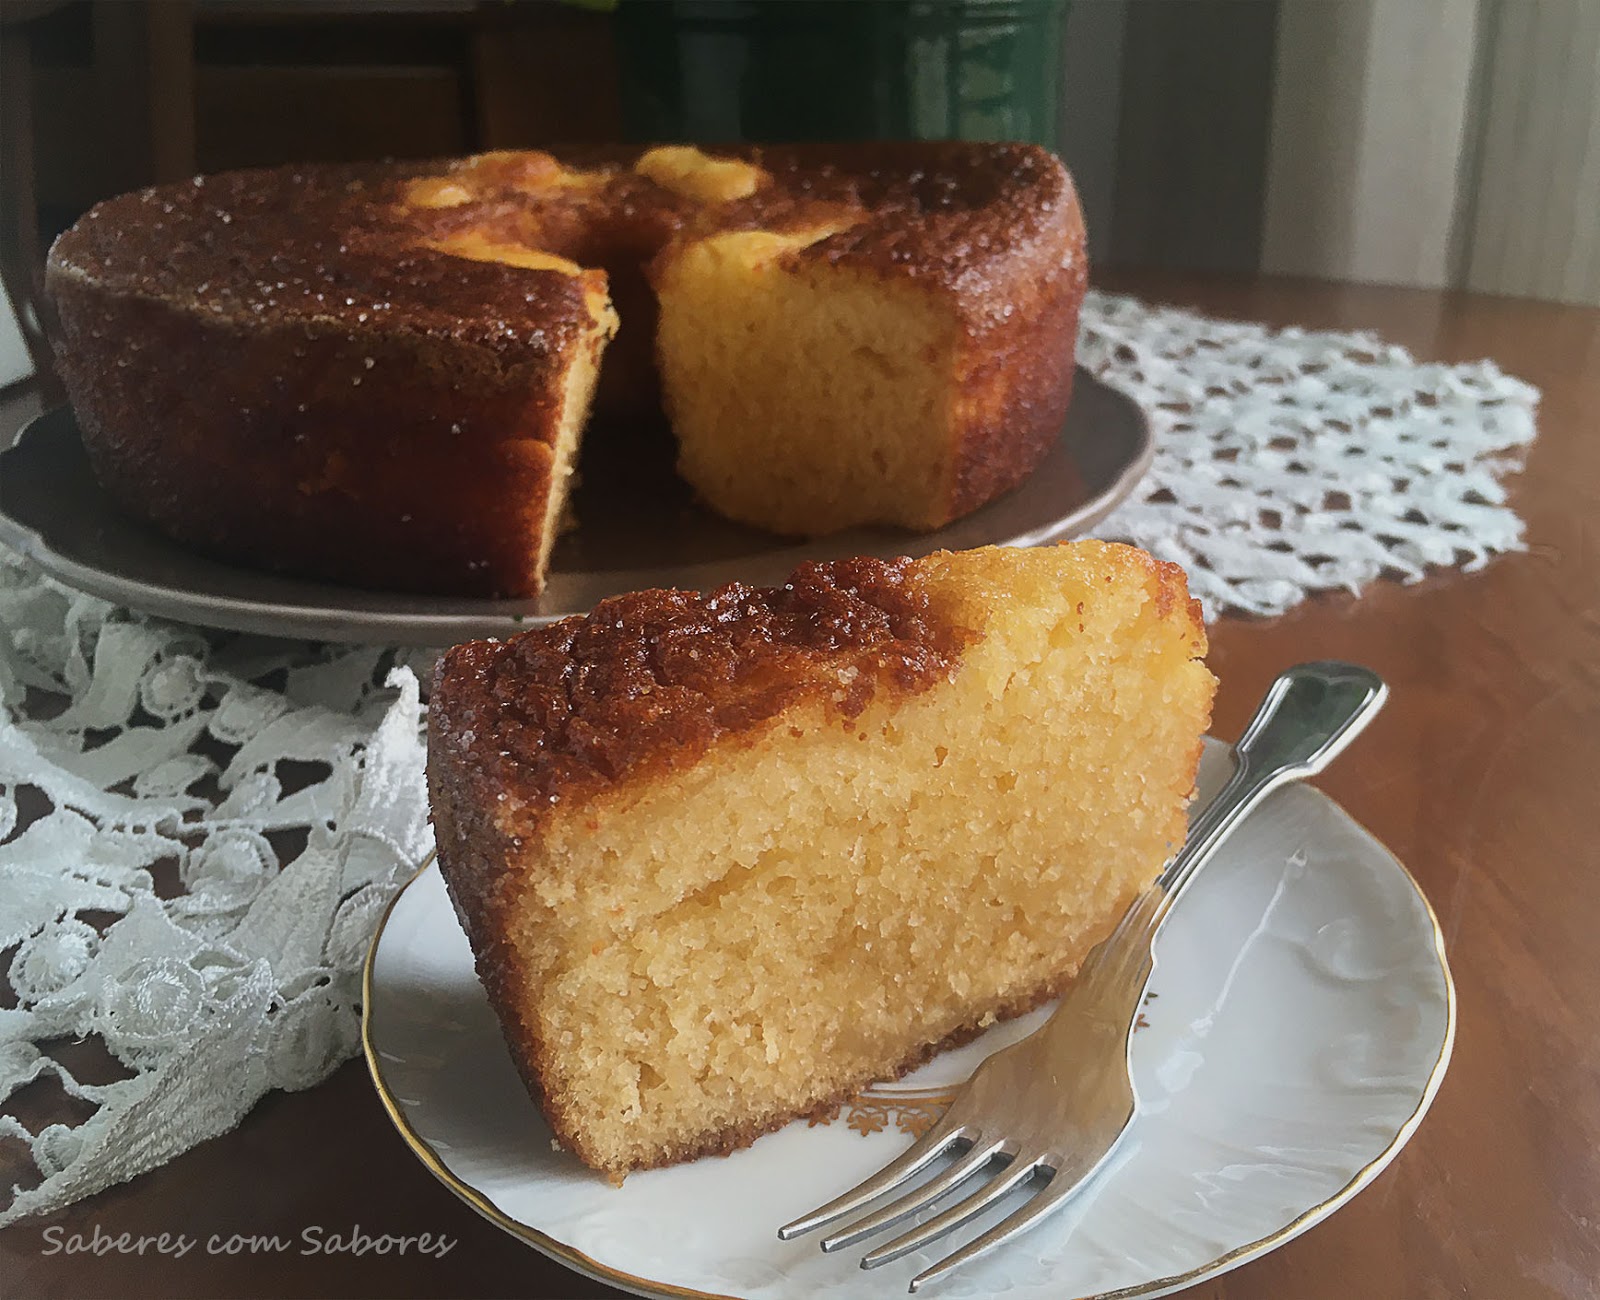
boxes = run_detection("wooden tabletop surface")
[4,271,1597,1300]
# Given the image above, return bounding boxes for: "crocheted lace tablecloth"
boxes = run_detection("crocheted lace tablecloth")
[0,291,1539,1223]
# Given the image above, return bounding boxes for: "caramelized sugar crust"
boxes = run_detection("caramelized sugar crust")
[49,162,595,351]
[429,555,972,818]
[49,143,1075,353]
[48,162,604,597]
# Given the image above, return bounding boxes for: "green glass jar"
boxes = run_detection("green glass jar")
[615,1,1065,149]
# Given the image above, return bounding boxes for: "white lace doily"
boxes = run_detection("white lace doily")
[1079,294,1537,616]
[0,291,1537,1224]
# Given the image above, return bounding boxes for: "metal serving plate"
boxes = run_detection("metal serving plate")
[0,370,1150,646]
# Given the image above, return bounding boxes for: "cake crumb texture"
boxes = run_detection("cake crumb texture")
[428,541,1214,1177]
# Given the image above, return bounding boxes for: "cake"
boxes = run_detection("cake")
[45,143,1087,597]
[427,540,1214,1178]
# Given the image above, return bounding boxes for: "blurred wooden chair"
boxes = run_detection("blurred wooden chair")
[2,0,197,399]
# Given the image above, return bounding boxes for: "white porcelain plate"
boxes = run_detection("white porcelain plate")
[363,743,1455,1299]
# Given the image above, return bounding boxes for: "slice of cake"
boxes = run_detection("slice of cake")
[427,541,1214,1178]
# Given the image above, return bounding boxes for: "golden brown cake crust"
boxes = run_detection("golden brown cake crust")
[46,275,582,597]
[47,162,594,349]
[48,142,1079,352]
[47,162,599,597]
[428,554,973,822]
[747,142,1080,328]
[47,143,1084,596]
[48,141,1075,299]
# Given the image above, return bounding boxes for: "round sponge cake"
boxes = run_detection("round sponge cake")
[46,144,1086,597]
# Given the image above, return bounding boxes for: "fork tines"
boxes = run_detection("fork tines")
[778,1109,1111,1293]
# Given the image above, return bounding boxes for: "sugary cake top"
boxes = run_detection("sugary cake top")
[732,142,1079,317]
[428,555,974,817]
[46,162,595,359]
[48,142,1081,347]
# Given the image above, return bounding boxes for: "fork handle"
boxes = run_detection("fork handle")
[1151,661,1387,931]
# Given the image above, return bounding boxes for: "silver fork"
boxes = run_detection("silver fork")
[779,660,1388,1292]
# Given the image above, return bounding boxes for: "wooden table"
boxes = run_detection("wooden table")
[5,273,1597,1300]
